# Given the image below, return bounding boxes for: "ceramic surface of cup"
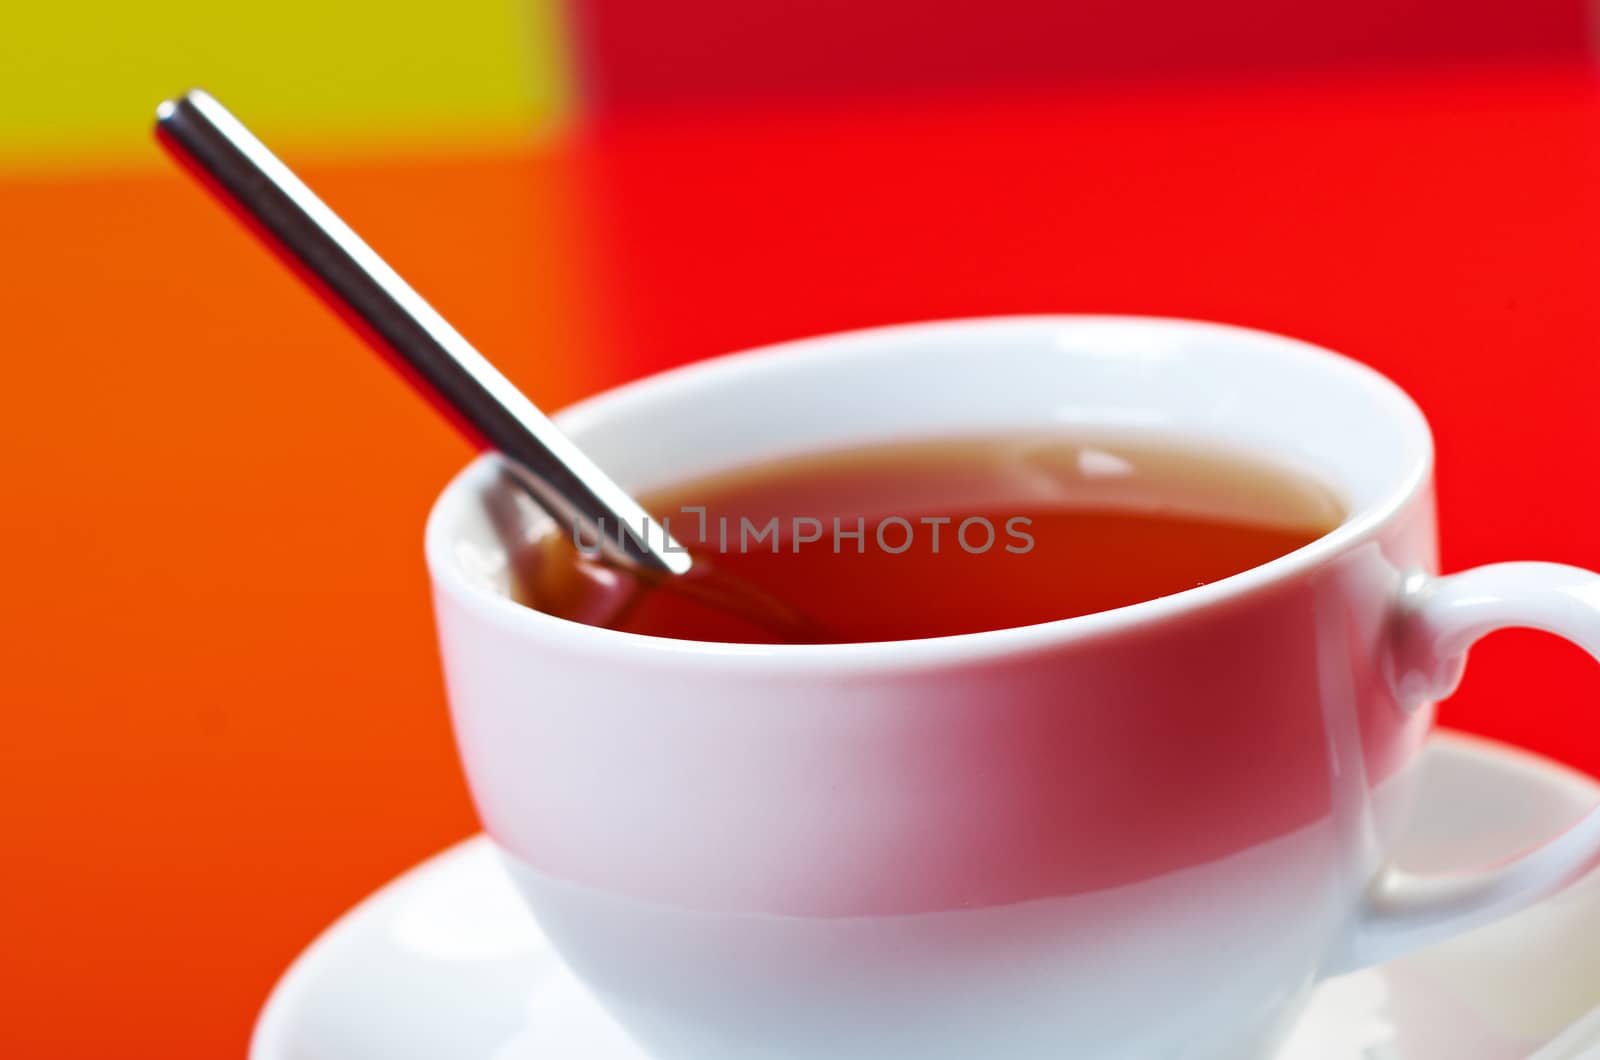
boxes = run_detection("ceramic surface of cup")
[425,318,1600,1059]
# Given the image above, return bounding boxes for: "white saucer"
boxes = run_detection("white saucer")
[252,733,1600,1060]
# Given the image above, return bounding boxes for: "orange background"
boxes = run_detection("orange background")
[7,7,1600,1058]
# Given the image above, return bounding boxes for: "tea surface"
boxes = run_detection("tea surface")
[516,434,1344,643]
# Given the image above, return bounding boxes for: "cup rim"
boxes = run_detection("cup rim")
[424,315,1434,668]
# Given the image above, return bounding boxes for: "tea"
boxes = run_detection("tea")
[515,434,1343,644]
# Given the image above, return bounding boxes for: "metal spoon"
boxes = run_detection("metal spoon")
[154,89,821,641]
[154,88,687,578]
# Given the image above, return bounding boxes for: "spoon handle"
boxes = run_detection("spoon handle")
[155,89,688,577]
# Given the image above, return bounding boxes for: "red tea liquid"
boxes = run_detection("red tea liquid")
[517,434,1343,644]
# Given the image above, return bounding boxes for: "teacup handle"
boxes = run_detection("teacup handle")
[1335,562,1600,972]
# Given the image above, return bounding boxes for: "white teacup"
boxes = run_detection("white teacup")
[425,317,1600,1059]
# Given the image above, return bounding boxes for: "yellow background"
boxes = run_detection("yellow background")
[0,0,573,167]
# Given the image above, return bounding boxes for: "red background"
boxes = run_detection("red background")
[577,0,1590,110]
[6,8,1600,1057]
